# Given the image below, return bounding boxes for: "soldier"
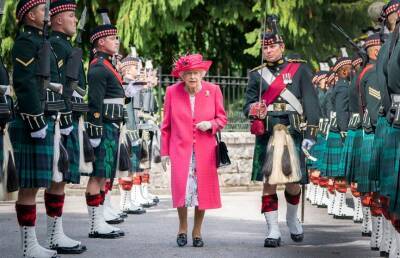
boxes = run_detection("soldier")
[355,33,383,251]
[117,51,147,215]
[11,0,68,257]
[44,0,88,254]
[84,10,125,239]
[328,57,356,220]
[243,20,320,247]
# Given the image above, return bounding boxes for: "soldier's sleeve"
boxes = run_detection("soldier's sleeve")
[363,71,381,126]
[78,61,87,91]
[243,71,260,117]
[50,38,67,86]
[87,64,107,138]
[12,37,47,132]
[0,57,9,85]
[299,64,320,140]
[335,85,349,132]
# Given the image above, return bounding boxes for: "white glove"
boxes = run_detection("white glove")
[196,121,212,132]
[161,156,170,172]
[30,126,48,139]
[90,138,101,148]
[60,126,73,136]
[302,139,315,151]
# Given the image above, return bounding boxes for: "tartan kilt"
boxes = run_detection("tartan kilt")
[308,133,325,169]
[89,122,119,179]
[342,129,363,183]
[357,132,379,193]
[61,119,80,184]
[251,129,307,184]
[321,131,343,178]
[380,125,400,202]
[9,116,55,188]
[370,116,389,181]
[129,144,141,172]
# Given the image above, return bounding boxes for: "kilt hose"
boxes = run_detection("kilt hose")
[321,131,343,178]
[357,132,379,193]
[9,116,55,188]
[61,119,80,184]
[87,122,119,179]
[251,129,307,184]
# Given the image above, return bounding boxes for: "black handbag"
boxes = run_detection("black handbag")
[216,131,231,168]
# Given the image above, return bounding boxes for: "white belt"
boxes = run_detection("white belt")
[267,103,296,112]
[72,91,82,98]
[103,98,124,105]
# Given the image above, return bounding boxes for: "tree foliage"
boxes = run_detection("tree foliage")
[0,0,381,75]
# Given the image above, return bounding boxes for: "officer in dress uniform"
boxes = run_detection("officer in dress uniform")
[11,1,67,257]
[355,33,384,252]
[84,11,125,239]
[43,0,88,254]
[243,24,320,247]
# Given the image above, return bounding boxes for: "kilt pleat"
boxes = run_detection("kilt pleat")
[9,116,55,188]
[322,131,343,178]
[129,144,141,172]
[344,129,363,183]
[370,116,389,181]
[90,123,119,179]
[308,133,325,169]
[357,132,378,193]
[61,119,80,184]
[380,125,400,203]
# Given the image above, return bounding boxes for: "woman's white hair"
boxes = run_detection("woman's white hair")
[179,70,207,79]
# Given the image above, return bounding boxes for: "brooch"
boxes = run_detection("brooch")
[205,90,210,97]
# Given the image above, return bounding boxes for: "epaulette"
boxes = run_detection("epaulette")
[287,58,307,63]
[250,63,267,72]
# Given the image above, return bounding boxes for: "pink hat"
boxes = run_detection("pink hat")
[171,54,212,78]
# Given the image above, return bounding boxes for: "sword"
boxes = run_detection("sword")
[302,147,317,162]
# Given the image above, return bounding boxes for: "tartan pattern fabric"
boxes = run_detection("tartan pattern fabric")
[89,122,119,179]
[9,116,55,188]
[308,133,325,169]
[370,116,389,181]
[357,133,379,193]
[251,130,306,184]
[320,131,343,178]
[380,126,400,212]
[130,144,141,172]
[261,194,278,213]
[61,119,80,184]
[343,129,363,183]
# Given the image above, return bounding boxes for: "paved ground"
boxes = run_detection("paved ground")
[0,191,379,258]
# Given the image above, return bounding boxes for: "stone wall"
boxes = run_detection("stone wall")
[66,132,261,194]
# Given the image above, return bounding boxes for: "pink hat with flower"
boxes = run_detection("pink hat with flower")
[171,54,212,78]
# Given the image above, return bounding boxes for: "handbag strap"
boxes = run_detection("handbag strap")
[215,131,221,143]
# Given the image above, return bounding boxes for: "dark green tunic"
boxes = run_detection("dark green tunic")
[243,59,320,183]
[87,52,125,179]
[9,25,59,188]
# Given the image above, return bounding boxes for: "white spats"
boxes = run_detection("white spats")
[21,226,58,258]
[46,216,81,249]
[264,210,281,240]
[371,215,383,250]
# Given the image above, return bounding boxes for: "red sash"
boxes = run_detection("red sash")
[90,58,123,85]
[261,63,301,105]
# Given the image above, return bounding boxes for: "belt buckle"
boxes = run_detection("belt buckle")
[273,103,286,112]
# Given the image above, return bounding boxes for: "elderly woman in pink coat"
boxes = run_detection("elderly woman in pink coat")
[161,54,227,247]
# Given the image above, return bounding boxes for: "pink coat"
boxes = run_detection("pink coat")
[161,81,227,209]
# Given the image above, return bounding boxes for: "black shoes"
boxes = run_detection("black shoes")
[177,233,187,247]
[192,237,204,247]
[264,237,281,248]
[176,234,204,247]
[380,251,389,257]
[53,244,87,254]
[290,233,304,242]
